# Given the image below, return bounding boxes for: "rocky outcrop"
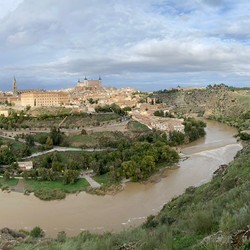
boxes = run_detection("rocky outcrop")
[197,226,250,250]
[0,228,26,250]
[213,164,228,179]
[231,226,250,249]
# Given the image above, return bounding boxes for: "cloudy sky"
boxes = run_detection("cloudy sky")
[0,0,250,91]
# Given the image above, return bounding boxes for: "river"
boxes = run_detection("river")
[0,120,242,237]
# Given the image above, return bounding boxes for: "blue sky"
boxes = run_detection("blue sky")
[0,0,250,91]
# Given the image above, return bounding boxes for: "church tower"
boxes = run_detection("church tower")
[13,76,17,96]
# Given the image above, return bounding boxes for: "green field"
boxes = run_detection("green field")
[0,177,19,188]
[127,120,150,132]
[25,178,90,193]
[93,173,116,186]
[21,113,120,129]
[67,131,128,148]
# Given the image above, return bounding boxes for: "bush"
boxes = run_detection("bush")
[30,226,44,238]
[144,215,159,228]
[57,231,67,242]
[240,132,250,141]
[191,211,214,234]
[34,189,66,201]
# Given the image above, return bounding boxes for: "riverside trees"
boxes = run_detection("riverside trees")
[22,118,206,183]
[183,117,206,142]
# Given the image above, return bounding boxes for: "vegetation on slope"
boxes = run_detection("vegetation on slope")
[152,86,250,129]
[12,141,250,249]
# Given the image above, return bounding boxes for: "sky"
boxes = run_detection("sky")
[0,0,250,91]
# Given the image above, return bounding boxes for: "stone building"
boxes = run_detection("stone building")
[18,161,33,171]
[21,91,69,107]
[76,76,102,88]
[0,109,10,117]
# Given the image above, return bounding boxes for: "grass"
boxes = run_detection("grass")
[31,151,84,168]
[0,137,25,151]
[0,177,19,187]
[0,136,43,156]
[93,173,116,186]
[127,120,150,132]
[67,131,128,148]
[25,178,90,194]
[24,178,90,200]
[67,134,97,147]
[21,113,121,129]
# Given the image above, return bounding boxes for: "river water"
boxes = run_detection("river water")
[0,120,242,237]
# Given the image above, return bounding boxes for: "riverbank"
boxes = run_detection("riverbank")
[0,120,242,238]
[4,134,249,250]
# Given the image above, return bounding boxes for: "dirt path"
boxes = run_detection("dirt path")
[12,179,26,193]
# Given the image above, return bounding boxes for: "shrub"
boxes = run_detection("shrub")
[191,211,214,234]
[144,215,159,229]
[30,226,44,238]
[57,231,67,242]
[34,189,66,201]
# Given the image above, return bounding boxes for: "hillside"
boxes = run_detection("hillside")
[152,87,250,130]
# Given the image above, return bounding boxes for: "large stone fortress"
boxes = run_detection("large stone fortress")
[76,76,102,88]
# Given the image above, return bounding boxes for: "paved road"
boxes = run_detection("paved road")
[82,175,101,188]
[0,134,41,146]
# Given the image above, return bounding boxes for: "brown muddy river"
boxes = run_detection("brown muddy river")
[0,120,242,237]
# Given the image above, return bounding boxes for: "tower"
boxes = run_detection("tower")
[84,76,88,87]
[98,76,102,87]
[13,76,17,96]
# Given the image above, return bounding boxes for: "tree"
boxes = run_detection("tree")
[183,118,206,142]
[21,145,32,157]
[3,171,10,181]
[50,127,63,146]
[25,135,35,147]
[168,131,185,146]
[0,147,16,165]
[63,169,79,184]
[45,136,53,149]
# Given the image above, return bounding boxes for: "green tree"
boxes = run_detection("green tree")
[168,131,185,146]
[0,147,16,165]
[3,171,10,181]
[45,136,53,149]
[21,145,32,157]
[63,169,79,184]
[25,134,35,147]
[50,127,63,146]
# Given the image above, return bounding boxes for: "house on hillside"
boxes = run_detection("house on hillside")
[18,161,33,171]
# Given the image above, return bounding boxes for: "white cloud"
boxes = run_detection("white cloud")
[0,0,250,90]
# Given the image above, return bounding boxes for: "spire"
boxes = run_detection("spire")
[13,76,17,96]
[84,76,87,80]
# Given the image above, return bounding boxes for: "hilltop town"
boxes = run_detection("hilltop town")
[0,77,185,133]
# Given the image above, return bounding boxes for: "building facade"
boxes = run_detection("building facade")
[76,77,102,88]
[21,91,69,107]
